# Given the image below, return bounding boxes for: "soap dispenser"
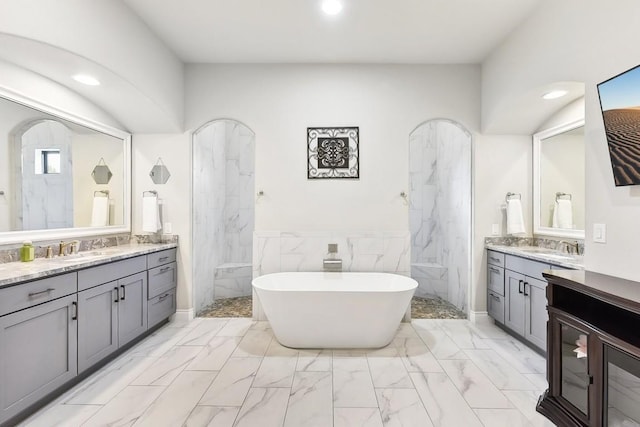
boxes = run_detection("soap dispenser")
[20,241,35,262]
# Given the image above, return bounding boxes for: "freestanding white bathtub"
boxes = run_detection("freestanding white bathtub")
[252,272,418,349]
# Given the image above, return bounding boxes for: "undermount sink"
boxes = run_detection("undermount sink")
[58,251,108,261]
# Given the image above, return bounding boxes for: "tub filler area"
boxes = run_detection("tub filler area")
[252,272,418,349]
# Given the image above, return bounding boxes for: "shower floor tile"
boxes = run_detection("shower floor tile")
[199,296,466,319]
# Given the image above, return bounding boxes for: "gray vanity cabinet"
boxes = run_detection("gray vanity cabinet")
[77,281,118,373]
[0,274,78,425]
[147,249,177,328]
[487,250,505,324]
[504,255,551,351]
[77,256,147,373]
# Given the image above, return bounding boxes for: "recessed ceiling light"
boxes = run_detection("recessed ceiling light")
[542,90,568,100]
[322,0,343,15]
[72,74,100,86]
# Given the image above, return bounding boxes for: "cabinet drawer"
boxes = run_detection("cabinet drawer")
[148,262,177,299]
[487,250,505,268]
[505,255,550,281]
[148,289,176,328]
[488,291,505,324]
[78,255,146,292]
[147,248,176,269]
[487,264,505,296]
[0,273,77,317]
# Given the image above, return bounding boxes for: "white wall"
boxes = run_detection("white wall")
[482,0,640,282]
[186,64,480,233]
[473,134,532,312]
[132,133,192,311]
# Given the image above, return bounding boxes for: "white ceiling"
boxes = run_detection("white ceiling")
[123,0,542,64]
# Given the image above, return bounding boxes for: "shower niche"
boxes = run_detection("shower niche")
[192,120,255,314]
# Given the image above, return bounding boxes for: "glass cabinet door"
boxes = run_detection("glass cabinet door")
[559,321,591,416]
[605,345,640,426]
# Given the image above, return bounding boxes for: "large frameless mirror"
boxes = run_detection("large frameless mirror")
[0,90,131,244]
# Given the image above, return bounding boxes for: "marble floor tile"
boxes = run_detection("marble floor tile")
[183,406,239,427]
[503,390,556,427]
[199,357,261,406]
[64,355,158,405]
[297,349,332,372]
[334,408,384,427]
[81,385,165,427]
[130,345,203,386]
[177,318,228,346]
[523,373,550,393]
[284,371,333,427]
[464,349,538,390]
[333,357,378,408]
[20,404,101,427]
[394,337,443,373]
[216,318,255,336]
[473,408,532,427]
[20,317,552,427]
[411,372,483,427]
[253,355,297,388]
[417,329,468,360]
[485,337,546,374]
[436,320,492,350]
[233,387,290,427]
[439,359,513,408]
[367,355,414,388]
[231,329,273,357]
[134,370,217,426]
[186,336,240,371]
[376,388,434,427]
[467,319,511,339]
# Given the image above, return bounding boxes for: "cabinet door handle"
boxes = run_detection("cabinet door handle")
[72,301,78,320]
[114,287,119,303]
[28,288,55,298]
[489,267,501,274]
[518,280,524,294]
[120,285,126,301]
[524,282,529,296]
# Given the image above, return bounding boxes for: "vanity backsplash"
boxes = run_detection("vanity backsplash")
[0,233,178,264]
[485,236,584,254]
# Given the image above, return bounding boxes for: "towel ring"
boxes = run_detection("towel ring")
[555,192,572,201]
[143,190,158,197]
[94,190,109,197]
[505,192,521,202]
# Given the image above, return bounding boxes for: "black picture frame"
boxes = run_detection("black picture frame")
[307,126,359,179]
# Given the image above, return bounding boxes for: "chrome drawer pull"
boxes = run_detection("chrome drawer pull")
[489,267,501,274]
[158,293,170,302]
[158,256,169,262]
[158,266,171,273]
[490,257,501,263]
[28,288,55,298]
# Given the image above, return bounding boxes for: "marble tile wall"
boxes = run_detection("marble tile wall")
[214,264,253,299]
[409,120,471,312]
[252,231,410,320]
[193,121,255,314]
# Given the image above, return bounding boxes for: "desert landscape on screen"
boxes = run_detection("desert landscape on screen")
[603,107,640,186]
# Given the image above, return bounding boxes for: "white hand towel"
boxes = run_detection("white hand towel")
[90,196,109,227]
[552,199,573,229]
[142,195,161,232]
[506,199,526,235]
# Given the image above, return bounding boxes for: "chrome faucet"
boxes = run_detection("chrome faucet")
[557,240,580,255]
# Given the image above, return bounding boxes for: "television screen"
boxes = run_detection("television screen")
[597,64,640,186]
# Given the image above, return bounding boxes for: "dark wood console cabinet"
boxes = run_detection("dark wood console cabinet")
[537,270,640,426]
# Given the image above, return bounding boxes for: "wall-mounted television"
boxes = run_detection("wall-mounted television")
[597,64,640,186]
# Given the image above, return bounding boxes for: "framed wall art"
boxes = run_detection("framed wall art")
[307,126,359,179]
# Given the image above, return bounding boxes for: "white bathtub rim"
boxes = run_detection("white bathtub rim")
[252,271,418,293]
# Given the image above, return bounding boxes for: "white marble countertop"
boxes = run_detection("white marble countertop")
[485,244,584,270]
[0,242,178,288]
